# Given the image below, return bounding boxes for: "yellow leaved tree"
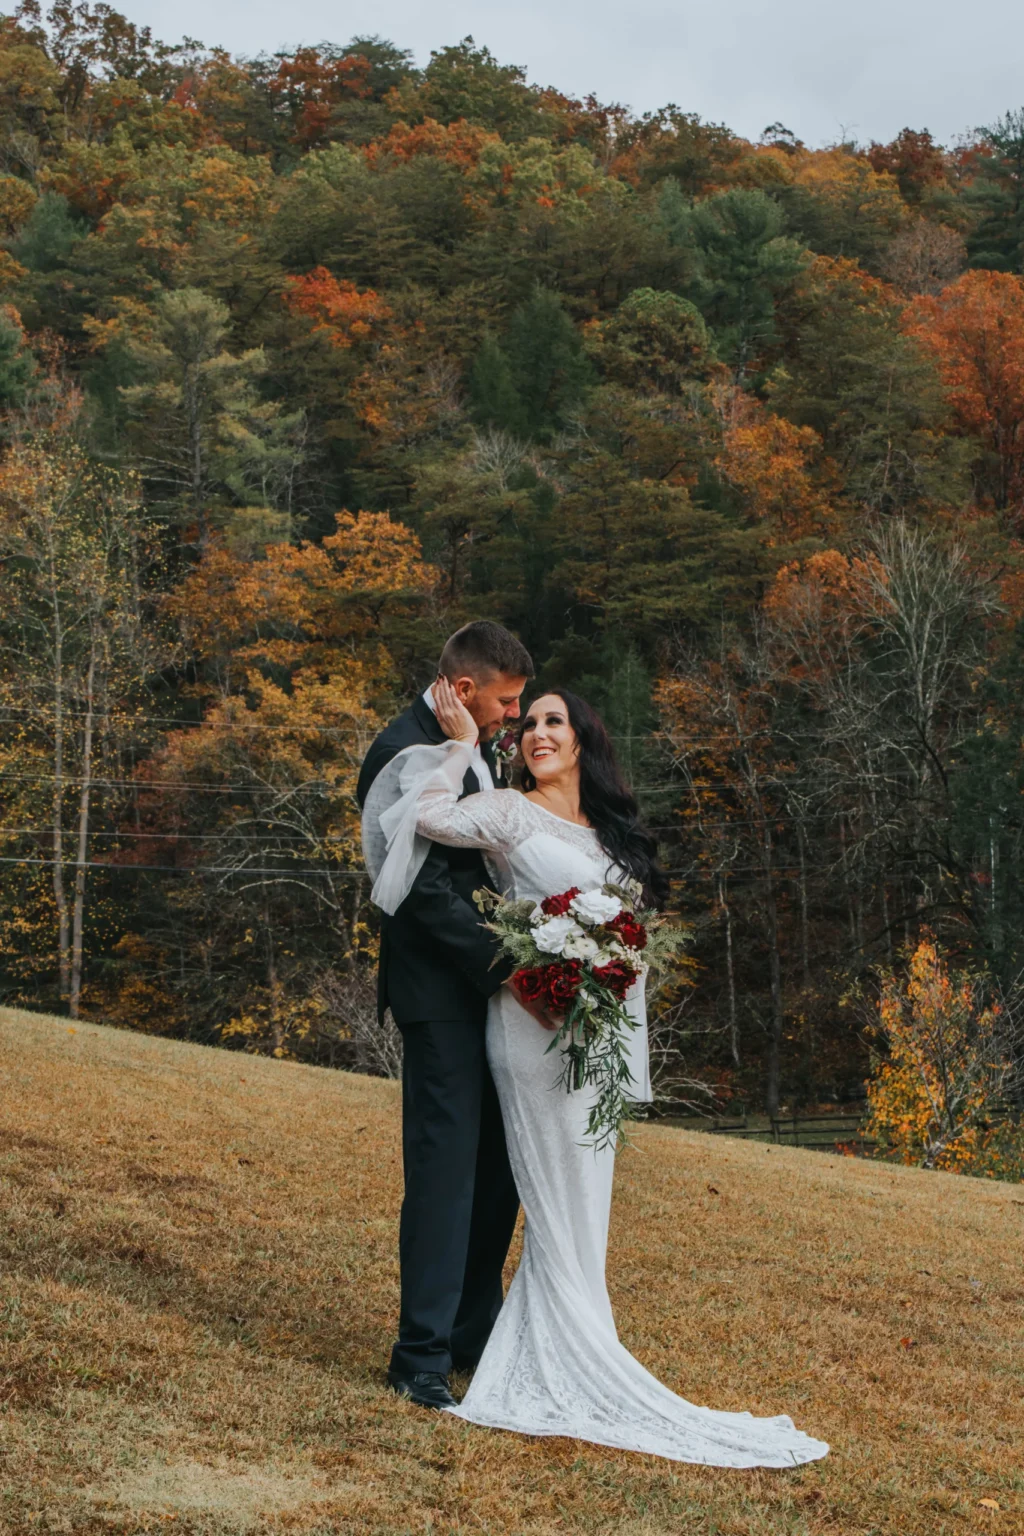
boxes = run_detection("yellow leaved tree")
[116,508,439,1060]
[866,939,1024,1176]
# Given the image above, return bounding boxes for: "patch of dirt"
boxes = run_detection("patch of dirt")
[98,1459,334,1528]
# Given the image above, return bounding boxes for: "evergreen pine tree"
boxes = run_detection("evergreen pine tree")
[688,187,807,382]
[12,193,85,273]
[503,285,594,440]
[966,109,1024,273]
[0,312,35,408]
[467,334,525,435]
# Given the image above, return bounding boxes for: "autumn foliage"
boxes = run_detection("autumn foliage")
[904,270,1024,520]
[0,8,1023,1149]
[866,941,1024,1176]
[283,269,391,349]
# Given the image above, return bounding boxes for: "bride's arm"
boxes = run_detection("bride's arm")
[415,768,527,852]
[415,679,527,854]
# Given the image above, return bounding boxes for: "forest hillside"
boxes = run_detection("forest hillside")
[2,6,1024,1142]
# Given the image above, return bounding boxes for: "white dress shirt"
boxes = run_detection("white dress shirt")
[422,685,494,794]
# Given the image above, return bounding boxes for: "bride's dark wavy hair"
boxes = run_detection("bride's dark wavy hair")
[518,690,670,910]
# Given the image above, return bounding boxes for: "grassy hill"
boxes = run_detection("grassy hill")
[1,1007,1021,1536]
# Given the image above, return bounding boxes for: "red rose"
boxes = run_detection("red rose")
[593,959,639,1000]
[544,960,582,1012]
[513,966,548,1003]
[494,729,518,756]
[607,912,648,950]
[541,886,581,917]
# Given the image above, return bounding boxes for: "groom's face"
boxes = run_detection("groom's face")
[453,670,528,740]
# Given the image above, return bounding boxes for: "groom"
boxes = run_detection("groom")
[357,620,534,1410]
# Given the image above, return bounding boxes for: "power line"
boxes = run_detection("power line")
[6,766,955,798]
[0,772,703,795]
[0,826,340,842]
[0,707,703,742]
[0,855,363,878]
[0,852,848,880]
[0,771,334,793]
[0,806,881,840]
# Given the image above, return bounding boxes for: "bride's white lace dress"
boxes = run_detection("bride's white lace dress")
[364,740,829,1468]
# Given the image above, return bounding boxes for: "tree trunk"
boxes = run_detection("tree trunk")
[989,816,1001,953]
[763,824,784,1118]
[184,360,207,545]
[796,819,811,989]
[718,872,740,1067]
[69,642,96,1019]
[264,885,283,1055]
[50,592,70,1003]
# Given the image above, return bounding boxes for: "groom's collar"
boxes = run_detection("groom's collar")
[411,690,446,744]
[421,683,484,747]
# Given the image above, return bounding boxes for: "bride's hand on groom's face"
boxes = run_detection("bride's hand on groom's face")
[433,676,478,744]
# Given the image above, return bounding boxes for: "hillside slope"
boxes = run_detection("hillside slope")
[1,1006,1021,1535]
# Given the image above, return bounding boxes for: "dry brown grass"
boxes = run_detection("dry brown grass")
[1,1005,1022,1536]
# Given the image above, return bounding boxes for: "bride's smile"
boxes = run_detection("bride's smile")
[520,695,579,780]
[518,693,592,828]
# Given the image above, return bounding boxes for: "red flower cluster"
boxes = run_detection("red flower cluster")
[593,959,639,999]
[606,911,648,950]
[540,886,580,917]
[514,960,582,1013]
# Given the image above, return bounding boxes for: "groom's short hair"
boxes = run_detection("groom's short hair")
[439,621,534,682]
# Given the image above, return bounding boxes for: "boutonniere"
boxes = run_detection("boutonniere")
[491,729,519,782]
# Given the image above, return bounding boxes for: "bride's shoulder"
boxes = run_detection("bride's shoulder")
[496,789,537,819]
[486,788,542,832]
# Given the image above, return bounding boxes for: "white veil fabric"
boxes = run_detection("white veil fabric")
[362,739,475,914]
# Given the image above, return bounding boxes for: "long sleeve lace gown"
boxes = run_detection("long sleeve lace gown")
[363,739,828,1468]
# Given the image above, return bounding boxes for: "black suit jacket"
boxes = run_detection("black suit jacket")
[357,696,511,1025]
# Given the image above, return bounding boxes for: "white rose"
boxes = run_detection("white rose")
[570,889,623,926]
[562,931,600,961]
[531,915,582,955]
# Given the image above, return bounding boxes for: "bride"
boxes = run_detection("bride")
[363,678,828,1469]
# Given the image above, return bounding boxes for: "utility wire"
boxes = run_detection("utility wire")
[4,766,957,795]
[0,853,848,880]
[0,855,362,878]
[0,706,730,743]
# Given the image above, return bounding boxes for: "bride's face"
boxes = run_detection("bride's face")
[520,694,579,783]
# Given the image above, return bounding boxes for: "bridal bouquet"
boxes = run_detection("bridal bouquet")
[474,879,683,1149]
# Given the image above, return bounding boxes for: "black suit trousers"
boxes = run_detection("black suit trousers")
[391,1013,520,1377]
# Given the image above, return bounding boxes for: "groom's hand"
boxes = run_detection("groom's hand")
[508,978,559,1031]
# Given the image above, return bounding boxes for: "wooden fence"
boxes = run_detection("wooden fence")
[648,1104,875,1153]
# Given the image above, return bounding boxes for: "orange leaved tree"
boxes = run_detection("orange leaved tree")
[903,269,1024,523]
[125,509,438,1055]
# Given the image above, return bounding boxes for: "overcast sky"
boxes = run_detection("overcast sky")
[121,0,1022,149]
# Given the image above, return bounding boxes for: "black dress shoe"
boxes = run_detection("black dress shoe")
[386,1369,456,1410]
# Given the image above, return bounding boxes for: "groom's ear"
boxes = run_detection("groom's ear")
[452,675,476,704]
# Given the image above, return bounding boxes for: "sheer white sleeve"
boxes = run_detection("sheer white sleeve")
[361,741,533,915]
[362,740,472,915]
